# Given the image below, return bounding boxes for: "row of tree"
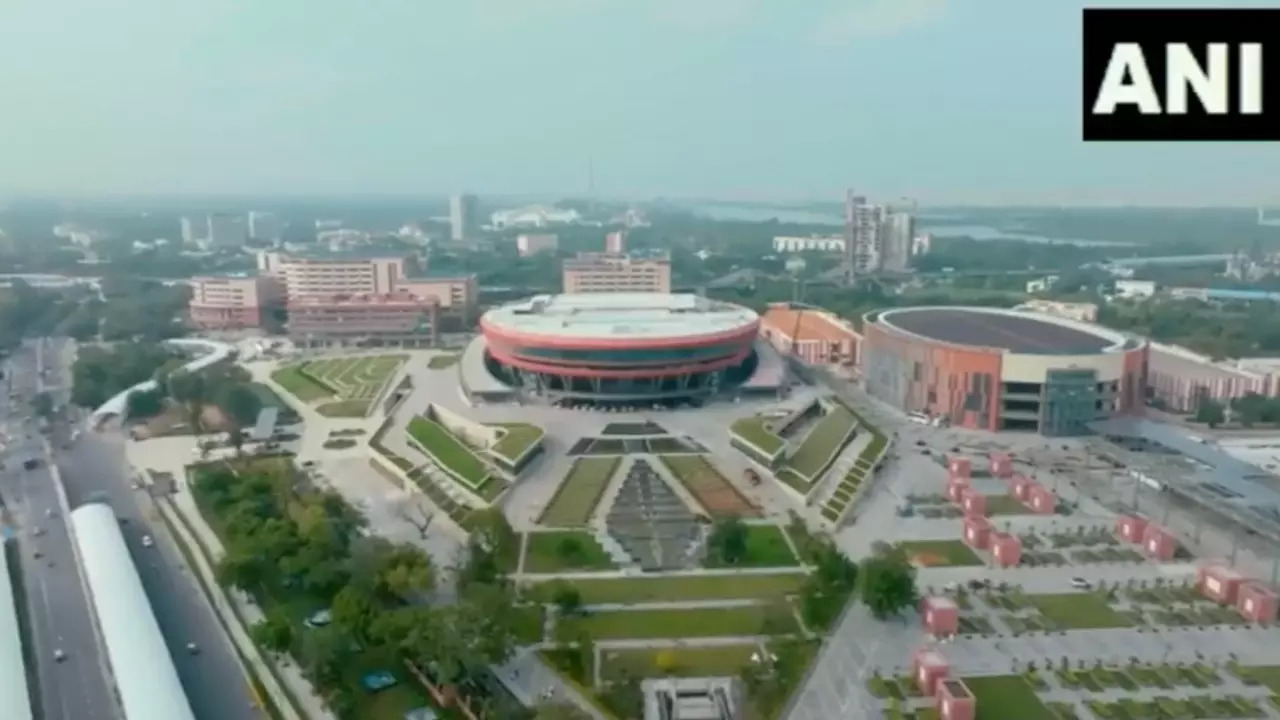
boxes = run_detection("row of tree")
[195,462,532,719]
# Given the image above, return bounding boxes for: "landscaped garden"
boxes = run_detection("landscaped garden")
[1027,592,1134,629]
[558,603,800,639]
[522,530,617,573]
[270,354,405,417]
[488,422,544,465]
[406,416,493,490]
[896,539,984,567]
[537,457,620,527]
[820,427,888,523]
[784,404,857,481]
[729,415,787,456]
[658,454,760,518]
[703,521,800,569]
[527,572,808,604]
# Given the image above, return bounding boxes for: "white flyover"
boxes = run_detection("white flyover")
[70,503,196,720]
[0,540,34,720]
[88,338,235,424]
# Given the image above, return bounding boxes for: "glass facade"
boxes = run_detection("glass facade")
[510,342,744,366]
[1041,368,1099,437]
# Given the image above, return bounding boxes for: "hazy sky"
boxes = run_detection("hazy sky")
[1,0,1276,204]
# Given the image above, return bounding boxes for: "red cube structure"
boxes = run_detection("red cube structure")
[990,532,1022,568]
[946,478,969,503]
[1115,514,1147,543]
[1025,484,1057,515]
[1011,474,1032,501]
[960,488,988,517]
[963,516,992,549]
[912,648,949,695]
[922,596,960,636]
[1141,523,1178,561]
[989,452,1013,478]
[947,456,972,479]
[936,678,977,720]
[1198,563,1245,604]
[1237,582,1279,623]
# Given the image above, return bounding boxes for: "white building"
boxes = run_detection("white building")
[880,210,914,272]
[516,233,558,257]
[912,233,932,256]
[1025,275,1060,294]
[206,213,245,248]
[773,235,845,253]
[1020,299,1098,322]
[490,205,581,230]
[1115,279,1157,299]
[248,211,282,244]
[450,193,478,241]
[179,217,200,244]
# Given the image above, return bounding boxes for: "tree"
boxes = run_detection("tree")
[217,382,263,427]
[708,516,749,565]
[31,391,55,419]
[858,549,918,619]
[331,584,380,644]
[552,583,583,617]
[251,611,295,654]
[371,543,436,602]
[298,625,353,688]
[1195,396,1225,427]
[555,535,586,567]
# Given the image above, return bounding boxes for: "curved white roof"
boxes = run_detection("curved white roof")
[88,338,234,423]
[70,504,196,720]
[0,540,33,720]
[482,293,758,342]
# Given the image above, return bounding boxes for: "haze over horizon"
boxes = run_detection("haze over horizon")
[1,0,1277,206]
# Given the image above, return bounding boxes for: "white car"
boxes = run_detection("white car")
[1071,577,1091,590]
[141,535,154,548]
[54,648,66,662]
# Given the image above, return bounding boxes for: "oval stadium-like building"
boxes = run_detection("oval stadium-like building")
[478,293,760,402]
[862,306,1148,435]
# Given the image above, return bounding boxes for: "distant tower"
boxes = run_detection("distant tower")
[450,193,478,242]
[785,256,807,303]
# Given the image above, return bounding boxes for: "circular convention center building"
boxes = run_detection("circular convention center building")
[469,293,771,404]
[861,306,1148,435]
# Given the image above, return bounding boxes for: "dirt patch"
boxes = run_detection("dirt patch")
[907,552,947,567]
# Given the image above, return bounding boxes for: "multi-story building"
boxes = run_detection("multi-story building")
[180,217,200,244]
[248,211,282,244]
[450,193,478,241]
[1148,343,1276,412]
[605,230,628,254]
[398,272,479,330]
[516,233,558,257]
[259,250,407,298]
[491,205,581,230]
[880,211,914,272]
[287,292,439,347]
[188,273,282,329]
[773,235,845,254]
[845,192,882,276]
[206,213,245,248]
[912,233,933,257]
[562,252,671,294]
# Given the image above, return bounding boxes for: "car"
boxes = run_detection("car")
[1071,577,1091,590]
[32,527,44,537]
[141,535,154,548]
[186,642,199,655]
[54,648,66,662]
[33,551,42,560]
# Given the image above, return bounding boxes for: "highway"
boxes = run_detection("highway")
[38,338,265,720]
[1,341,115,720]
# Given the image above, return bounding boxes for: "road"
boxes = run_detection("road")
[36,337,266,720]
[1,341,116,720]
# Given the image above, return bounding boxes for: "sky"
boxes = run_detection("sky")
[0,0,1276,205]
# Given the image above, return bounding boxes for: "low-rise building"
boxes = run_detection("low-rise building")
[516,233,558,257]
[287,292,438,347]
[1147,342,1275,412]
[1114,279,1157,299]
[758,304,859,366]
[189,274,282,329]
[397,273,478,330]
[1021,299,1098,322]
[772,235,845,254]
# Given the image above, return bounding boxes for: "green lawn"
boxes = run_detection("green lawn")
[730,416,786,456]
[406,417,491,488]
[523,531,618,573]
[1028,593,1134,629]
[489,423,544,462]
[528,573,807,604]
[786,406,856,480]
[961,675,1055,720]
[538,457,619,527]
[986,494,1033,515]
[512,605,546,644]
[270,365,334,402]
[896,539,984,567]
[316,399,372,418]
[426,354,459,369]
[1237,665,1280,693]
[559,605,798,639]
[705,525,800,568]
[599,645,760,683]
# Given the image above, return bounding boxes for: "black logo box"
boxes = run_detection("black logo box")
[1082,8,1280,141]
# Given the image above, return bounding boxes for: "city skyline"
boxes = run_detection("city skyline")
[0,0,1277,205]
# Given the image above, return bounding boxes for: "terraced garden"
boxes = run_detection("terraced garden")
[489,422,544,464]
[658,455,760,518]
[271,354,405,417]
[820,406,888,523]
[784,404,856,481]
[406,416,493,490]
[537,457,620,527]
